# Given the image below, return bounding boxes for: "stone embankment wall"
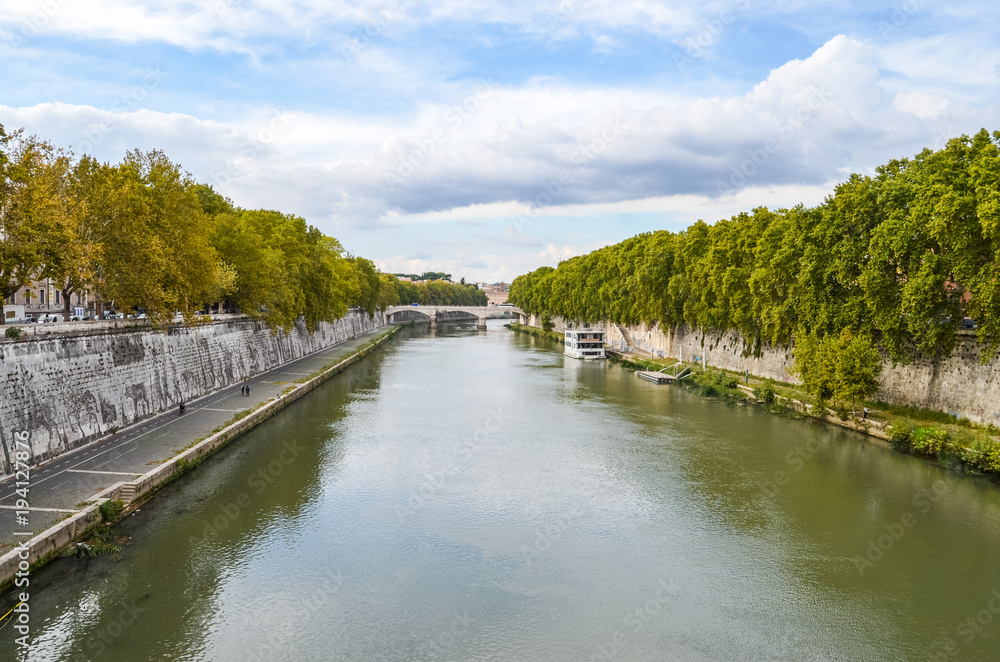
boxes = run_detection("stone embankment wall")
[523,314,1000,425]
[0,311,385,474]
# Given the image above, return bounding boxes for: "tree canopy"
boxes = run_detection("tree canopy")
[510,130,1000,364]
[0,122,410,329]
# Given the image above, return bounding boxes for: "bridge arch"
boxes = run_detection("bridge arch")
[384,305,525,329]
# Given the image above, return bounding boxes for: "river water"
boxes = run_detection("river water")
[5,322,1000,661]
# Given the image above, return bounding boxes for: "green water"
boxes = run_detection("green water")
[4,322,1000,661]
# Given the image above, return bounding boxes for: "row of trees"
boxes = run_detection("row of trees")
[510,130,1000,365]
[0,126,404,330]
[389,278,487,306]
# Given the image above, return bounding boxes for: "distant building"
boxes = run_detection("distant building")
[3,278,91,320]
[481,281,509,305]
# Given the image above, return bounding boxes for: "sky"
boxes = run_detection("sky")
[2,1,998,283]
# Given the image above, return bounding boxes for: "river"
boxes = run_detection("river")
[4,321,1000,661]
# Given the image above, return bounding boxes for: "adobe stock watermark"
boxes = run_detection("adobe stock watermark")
[924,587,1000,661]
[509,116,629,236]
[758,434,822,497]
[542,0,579,27]
[715,85,833,196]
[212,0,240,18]
[383,80,497,192]
[674,0,751,71]
[187,436,308,545]
[6,429,33,654]
[0,0,67,50]
[75,68,167,155]
[520,474,617,564]
[245,570,345,661]
[67,599,147,661]
[209,107,292,188]
[415,610,475,658]
[878,0,932,39]
[340,1,401,62]
[395,408,503,523]
[589,573,679,662]
[850,478,950,575]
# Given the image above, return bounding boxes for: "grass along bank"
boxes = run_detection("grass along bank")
[507,322,564,343]
[606,350,1000,482]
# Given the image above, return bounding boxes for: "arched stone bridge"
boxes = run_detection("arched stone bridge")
[385,305,524,329]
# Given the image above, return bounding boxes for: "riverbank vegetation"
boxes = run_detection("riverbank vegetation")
[510,130,1000,365]
[507,322,564,342]
[608,347,1000,479]
[388,278,488,307]
[0,124,412,330]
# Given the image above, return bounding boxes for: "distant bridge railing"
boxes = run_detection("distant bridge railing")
[384,305,524,328]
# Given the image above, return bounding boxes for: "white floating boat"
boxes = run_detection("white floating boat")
[564,328,606,360]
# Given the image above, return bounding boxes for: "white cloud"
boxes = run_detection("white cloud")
[3,31,999,283]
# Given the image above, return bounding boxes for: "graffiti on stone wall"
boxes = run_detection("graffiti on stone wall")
[1,312,386,474]
[123,383,151,422]
[111,335,147,366]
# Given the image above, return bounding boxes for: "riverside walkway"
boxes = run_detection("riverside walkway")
[0,327,392,553]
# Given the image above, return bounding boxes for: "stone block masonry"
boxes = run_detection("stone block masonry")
[527,314,1000,425]
[0,311,385,475]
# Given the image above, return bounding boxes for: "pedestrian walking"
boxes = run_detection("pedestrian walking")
[240,384,245,397]
[246,384,250,397]
[863,406,869,420]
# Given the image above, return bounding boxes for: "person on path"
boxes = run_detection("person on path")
[246,384,250,397]
[863,406,869,420]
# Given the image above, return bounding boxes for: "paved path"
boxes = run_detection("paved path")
[0,327,393,551]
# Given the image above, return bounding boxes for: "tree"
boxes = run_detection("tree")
[377,273,401,309]
[42,152,98,319]
[834,330,883,414]
[89,150,227,322]
[350,257,381,317]
[0,133,70,323]
[793,329,882,416]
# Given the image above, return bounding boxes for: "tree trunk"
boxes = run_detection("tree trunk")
[62,281,73,319]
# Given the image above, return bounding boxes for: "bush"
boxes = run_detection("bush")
[753,379,776,405]
[4,326,22,339]
[952,434,1000,474]
[712,371,739,389]
[700,384,719,397]
[889,422,915,451]
[911,427,950,457]
[99,499,125,523]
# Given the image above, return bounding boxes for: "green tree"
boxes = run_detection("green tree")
[793,329,882,415]
[92,150,226,321]
[834,330,883,414]
[1,133,71,322]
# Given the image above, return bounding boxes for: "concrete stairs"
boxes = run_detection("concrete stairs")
[614,323,637,352]
[116,482,138,504]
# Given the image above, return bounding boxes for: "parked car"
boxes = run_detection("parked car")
[961,317,977,329]
[42,314,64,323]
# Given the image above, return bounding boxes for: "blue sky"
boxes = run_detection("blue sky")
[2,0,999,282]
